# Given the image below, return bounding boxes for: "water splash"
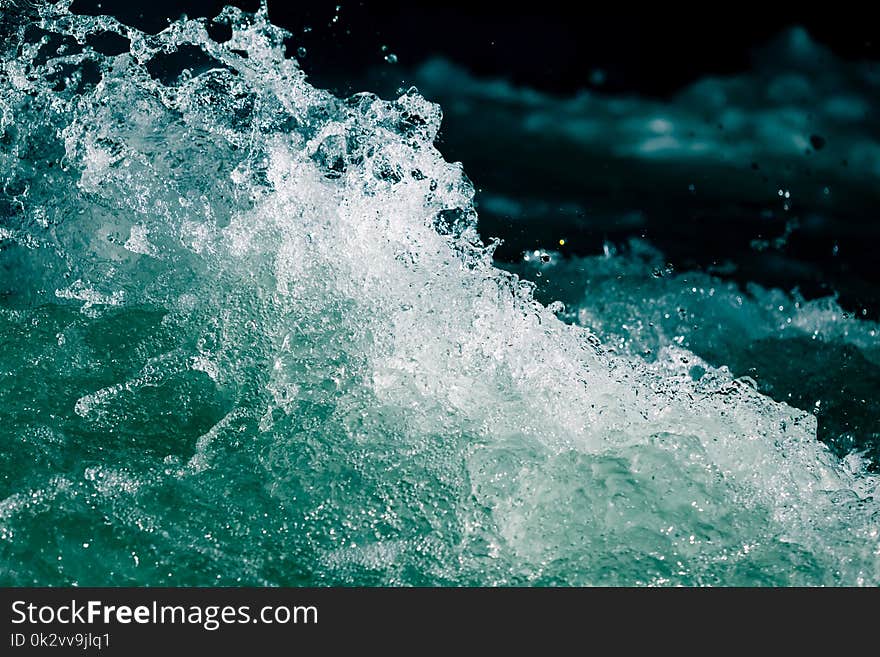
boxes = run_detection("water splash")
[1,2,878,585]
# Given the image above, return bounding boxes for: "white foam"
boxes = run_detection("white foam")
[1,2,878,584]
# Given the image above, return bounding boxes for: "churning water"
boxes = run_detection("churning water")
[1,1,878,585]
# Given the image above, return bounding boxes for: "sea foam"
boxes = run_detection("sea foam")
[0,1,878,585]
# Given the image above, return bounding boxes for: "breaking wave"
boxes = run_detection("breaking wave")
[1,1,878,585]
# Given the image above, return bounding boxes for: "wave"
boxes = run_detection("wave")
[0,1,878,585]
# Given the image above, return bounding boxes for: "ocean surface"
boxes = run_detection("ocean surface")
[1,1,879,585]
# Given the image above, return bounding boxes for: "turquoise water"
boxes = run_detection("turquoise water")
[1,1,879,586]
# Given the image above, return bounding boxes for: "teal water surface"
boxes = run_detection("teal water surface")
[1,1,879,586]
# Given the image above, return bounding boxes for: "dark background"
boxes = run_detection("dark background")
[71,1,879,97]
